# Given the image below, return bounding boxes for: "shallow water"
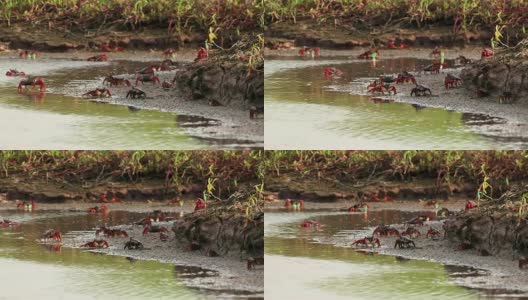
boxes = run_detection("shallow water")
[265,210,527,300]
[0,57,219,149]
[0,210,244,299]
[265,57,526,149]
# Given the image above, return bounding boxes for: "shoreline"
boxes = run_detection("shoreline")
[0,50,263,148]
[1,202,264,297]
[265,48,528,145]
[266,200,528,296]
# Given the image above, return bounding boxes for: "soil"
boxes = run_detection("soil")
[0,175,206,204]
[0,24,237,52]
[265,19,492,50]
[264,174,478,203]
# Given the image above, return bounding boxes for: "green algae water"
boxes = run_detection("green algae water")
[0,210,247,300]
[265,211,526,300]
[265,58,528,149]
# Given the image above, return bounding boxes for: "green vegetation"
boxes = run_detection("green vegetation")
[0,150,264,214]
[265,0,528,45]
[262,150,527,187]
[262,150,528,220]
[0,0,264,39]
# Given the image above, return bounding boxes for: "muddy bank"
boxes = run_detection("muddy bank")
[289,202,528,295]
[53,205,264,295]
[174,60,264,108]
[271,47,528,143]
[0,25,225,52]
[461,39,528,102]
[265,174,478,203]
[0,176,206,204]
[266,19,492,50]
[0,50,263,147]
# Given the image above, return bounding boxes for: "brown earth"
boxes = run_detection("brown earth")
[265,174,477,203]
[0,24,223,52]
[265,18,492,50]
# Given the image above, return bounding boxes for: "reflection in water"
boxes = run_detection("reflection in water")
[0,210,240,299]
[265,211,524,300]
[265,57,526,149]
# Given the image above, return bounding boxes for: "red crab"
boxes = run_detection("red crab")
[300,220,320,228]
[352,236,381,248]
[426,227,441,239]
[101,43,124,52]
[16,200,36,209]
[373,225,400,237]
[406,216,430,226]
[395,71,416,84]
[95,226,128,237]
[194,198,206,211]
[299,47,320,57]
[100,193,122,203]
[348,202,369,212]
[285,199,304,209]
[444,73,462,89]
[18,77,46,92]
[163,48,177,57]
[481,48,493,59]
[87,54,107,62]
[142,225,169,236]
[387,39,409,49]
[88,205,108,214]
[358,49,380,59]
[424,199,437,207]
[81,239,109,248]
[367,80,397,95]
[41,229,62,242]
[19,50,39,59]
[401,227,421,238]
[82,88,111,98]
[195,47,208,62]
[135,74,160,86]
[429,47,442,58]
[6,69,26,77]
[0,219,19,228]
[324,67,343,78]
[423,62,448,74]
[465,200,477,211]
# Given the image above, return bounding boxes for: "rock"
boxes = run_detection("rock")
[173,59,263,109]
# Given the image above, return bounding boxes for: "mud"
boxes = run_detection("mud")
[0,50,263,148]
[266,47,528,143]
[265,174,478,203]
[461,39,528,101]
[265,19,492,50]
[0,25,210,52]
[284,201,528,295]
[61,223,263,296]
[0,176,205,204]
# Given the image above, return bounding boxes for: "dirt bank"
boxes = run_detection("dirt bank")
[0,25,221,52]
[0,175,208,205]
[265,173,479,204]
[265,19,492,50]
[461,39,528,102]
